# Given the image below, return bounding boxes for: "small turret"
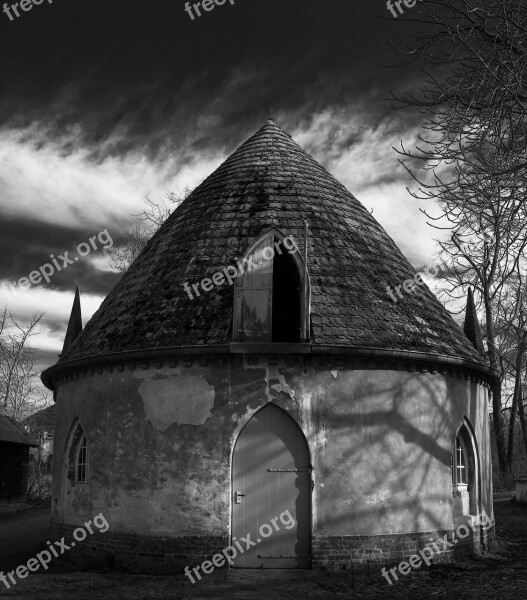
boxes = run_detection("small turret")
[463,287,485,353]
[61,286,82,355]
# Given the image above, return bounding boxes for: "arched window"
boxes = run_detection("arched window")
[452,436,467,485]
[233,229,309,343]
[66,421,89,485]
[76,435,87,483]
[451,420,479,517]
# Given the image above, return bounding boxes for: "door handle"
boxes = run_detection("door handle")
[234,490,245,504]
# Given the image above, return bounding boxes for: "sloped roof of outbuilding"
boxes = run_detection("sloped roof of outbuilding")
[22,405,56,436]
[56,120,486,366]
[0,412,39,446]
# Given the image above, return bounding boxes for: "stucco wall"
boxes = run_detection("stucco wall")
[51,356,493,543]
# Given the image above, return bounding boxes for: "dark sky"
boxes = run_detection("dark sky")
[0,0,418,157]
[0,0,431,370]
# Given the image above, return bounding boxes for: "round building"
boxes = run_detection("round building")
[42,120,496,572]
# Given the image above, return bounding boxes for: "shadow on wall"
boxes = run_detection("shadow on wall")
[304,370,488,537]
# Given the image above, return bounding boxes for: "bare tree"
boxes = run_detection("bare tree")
[496,265,527,473]
[107,224,151,274]
[109,187,192,273]
[391,0,527,179]
[389,0,527,482]
[0,309,50,421]
[423,167,527,483]
[140,187,193,229]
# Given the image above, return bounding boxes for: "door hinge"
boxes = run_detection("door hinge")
[266,468,310,472]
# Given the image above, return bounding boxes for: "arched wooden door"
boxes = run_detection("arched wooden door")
[231,403,311,568]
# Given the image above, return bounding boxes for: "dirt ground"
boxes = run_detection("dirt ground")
[0,506,51,571]
[1,496,526,599]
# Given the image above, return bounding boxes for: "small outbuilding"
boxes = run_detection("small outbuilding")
[24,404,56,473]
[0,412,38,504]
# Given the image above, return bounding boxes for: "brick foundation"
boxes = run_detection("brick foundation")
[51,521,229,574]
[51,521,495,574]
[312,524,495,571]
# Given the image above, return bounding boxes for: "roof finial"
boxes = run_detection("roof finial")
[60,286,83,356]
[463,287,485,353]
[268,107,274,125]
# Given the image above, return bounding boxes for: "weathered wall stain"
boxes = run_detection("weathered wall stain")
[139,374,215,429]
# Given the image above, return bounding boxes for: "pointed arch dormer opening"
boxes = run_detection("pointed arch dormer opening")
[233,229,310,343]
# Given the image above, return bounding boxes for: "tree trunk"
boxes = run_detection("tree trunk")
[517,393,527,467]
[491,379,510,483]
[507,360,522,481]
[507,337,527,481]
[485,295,509,483]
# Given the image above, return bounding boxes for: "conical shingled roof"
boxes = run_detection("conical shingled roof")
[58,120,486,365]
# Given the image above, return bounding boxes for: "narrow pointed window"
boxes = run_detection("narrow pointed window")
[76,435,87,483]
[451,421,478,517]
[452,436,466,485]
[66,421,89,485]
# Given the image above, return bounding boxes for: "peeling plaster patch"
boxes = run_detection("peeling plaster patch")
[331,370,338,379]
[270,378,296,399]
[139,375,215,430]
[243,357,272,403]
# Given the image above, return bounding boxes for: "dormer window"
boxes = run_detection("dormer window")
[233,230,309,343]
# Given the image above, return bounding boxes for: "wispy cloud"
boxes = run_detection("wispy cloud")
[289,107,444,266]
[0,128,215,228]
